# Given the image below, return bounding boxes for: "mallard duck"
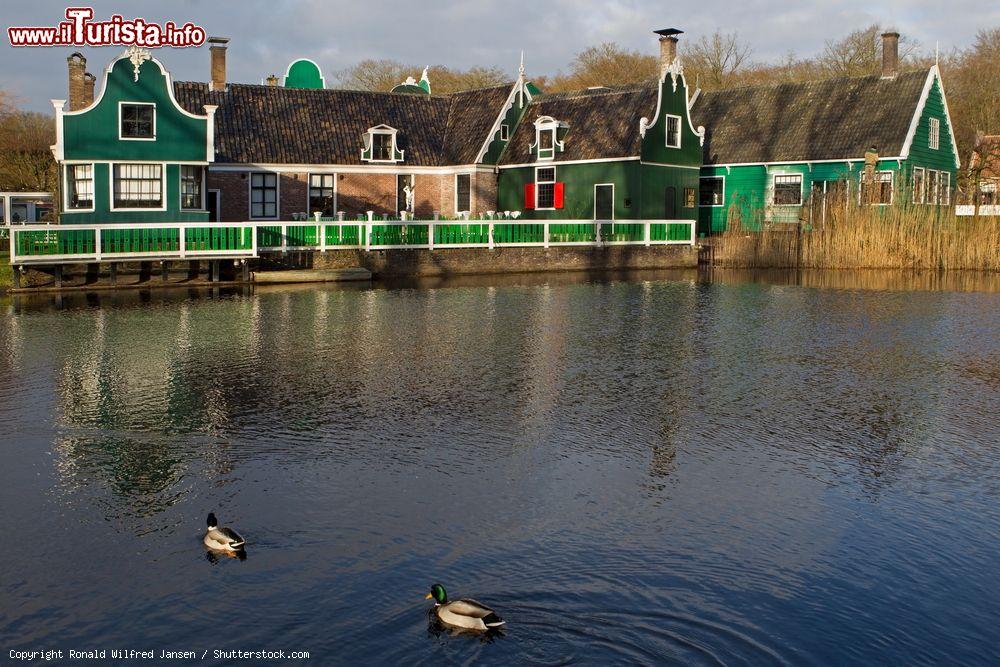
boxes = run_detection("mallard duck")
[203,513,245,552]
[425,583,505,631]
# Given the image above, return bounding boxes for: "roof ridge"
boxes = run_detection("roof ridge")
[696,67,929,99]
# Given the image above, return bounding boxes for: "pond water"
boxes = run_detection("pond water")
[1,270,999,665]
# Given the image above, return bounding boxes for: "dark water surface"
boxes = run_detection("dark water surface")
[1,270,999,665]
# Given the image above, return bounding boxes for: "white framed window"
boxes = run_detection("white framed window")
[500,124,510,141]
[941,172,950,206]
[535,166,556,209]
[929,117,940,150]
[665,114,682,148]
[66,164,94,210]
[699,176,725,206]
[455,173,472,213]
[250,172,278,219]
[119,102,155,140]
[533,116,564,161]
[180,165,204,210]
[362,125,403,163]
[773,174,803,206]
[861,171,894,205]
[912,167,925,205]
[112,163,163,209]
[308,174,335,217]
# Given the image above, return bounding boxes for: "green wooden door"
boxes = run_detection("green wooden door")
[594,185,614,220]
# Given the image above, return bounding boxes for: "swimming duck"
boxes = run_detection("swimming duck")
[203,513,245,552]
[425,583,505,632]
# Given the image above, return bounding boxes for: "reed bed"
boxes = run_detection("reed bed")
[712,203,1000,271]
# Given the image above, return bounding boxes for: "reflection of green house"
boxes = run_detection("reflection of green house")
[690,33,960,233]
[497,38,702,225]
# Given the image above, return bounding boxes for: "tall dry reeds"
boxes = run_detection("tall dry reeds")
[712,203,1000,271]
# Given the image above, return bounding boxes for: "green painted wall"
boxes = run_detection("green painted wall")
[907,77,959,174]
[62,58,208,162]
[61,163,208,224]
[60,55,209,224]
[639,70,704,168]
[638,164,700,219]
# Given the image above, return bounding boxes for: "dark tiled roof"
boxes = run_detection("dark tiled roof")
[499,84,658,164]
[173,81,514,166]
[443,85,516,164]
[690,69,929,165]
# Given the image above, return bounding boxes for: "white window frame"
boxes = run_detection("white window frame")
[665,114,682,149]
[532,116,564,162]
[535,165,557,210]
[118,101,156,141]
[699,175,725,207]
[64,162,95,212]
[941,172,950,206]
[179,165,206,211]
[859,170,894,206]
[499,124,510,141]
[362,125,403,164]
[912,166,925,205]
[248,171,280,220]
[109,162,166,212]
[593,183,615,221]
[929,117,940,151]
[455,173,473,213]
[307,173,337,217]
[772,173,803,207]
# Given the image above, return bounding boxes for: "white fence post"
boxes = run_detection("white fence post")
[95,227,102,261]
[250,223,257,257]
[8,228,16,265]
[428,222,435,251]
[543,222,549,249]
[488,221,494,250]
[281,224,288,253]
[644,221,651,247]
[595,220,602,247]
[179,226,187,259]
[690,220,696,246]
[319,223,326,252]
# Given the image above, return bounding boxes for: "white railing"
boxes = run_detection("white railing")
[955,205,1000,216]
[6,218,696,266]
[8,221,257,265]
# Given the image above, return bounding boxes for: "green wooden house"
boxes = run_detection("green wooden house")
[690,34,960,233]
[496,54,703,227]
[53,46,216,225]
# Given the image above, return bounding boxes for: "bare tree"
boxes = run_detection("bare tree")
[545,43,657,92]
[0,93,56,192]
[819,24,919,77]
[685,31,753,89]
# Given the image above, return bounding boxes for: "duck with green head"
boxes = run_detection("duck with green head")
[425,583,505,632]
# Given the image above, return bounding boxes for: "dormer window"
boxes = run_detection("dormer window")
[362,125,404,163]
[532,116,566,161]
[500,124,510,141]
[120,102,155,140]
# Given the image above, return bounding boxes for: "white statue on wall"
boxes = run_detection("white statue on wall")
[403,179,415,213]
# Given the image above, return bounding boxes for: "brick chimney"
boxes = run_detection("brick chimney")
[83,72,96,107]
[67,52,87,111]
[655,28,683,77]
[208,36,229,91]
[266,74,279,87]
[881,31,899,79]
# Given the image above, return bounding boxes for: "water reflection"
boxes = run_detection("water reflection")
[1,271,998,664]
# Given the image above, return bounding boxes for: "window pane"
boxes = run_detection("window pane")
[539,130,554,150]
[537,168,555,183]
[456,174,471,212]
[774,175,802,205]
[181,165,203,209]
[113,163,161,208]
[121,104,154,138]
[699,178,723,206]
[537,183,555,208]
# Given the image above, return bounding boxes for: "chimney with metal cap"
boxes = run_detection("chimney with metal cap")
[881,31,899,79]
[654,28,684,76]
[67,53,87,111]
[209,36,229,91]
[83,72,96,107]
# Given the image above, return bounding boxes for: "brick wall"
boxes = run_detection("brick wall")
[473,171,498,215]
[207,171,248,222]
[279,172,308,219]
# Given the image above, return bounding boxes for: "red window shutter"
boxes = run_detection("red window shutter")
[554,182,565,209]
[524,183,535,209]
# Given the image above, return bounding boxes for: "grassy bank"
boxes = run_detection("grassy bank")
[711,205,1000,271]
[0,252,11,291]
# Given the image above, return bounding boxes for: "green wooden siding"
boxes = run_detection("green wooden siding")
[481,91,530,165]
[62,58,207,162]
[60,163,208,224]
[283,60,325,89]
[907,78,959,173]
[639,71,704,168]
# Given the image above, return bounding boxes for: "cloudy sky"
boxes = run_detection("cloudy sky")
[3,0,997,112]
